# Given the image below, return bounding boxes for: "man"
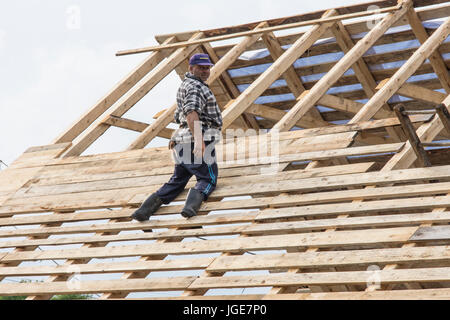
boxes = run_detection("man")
[131,53,222,221]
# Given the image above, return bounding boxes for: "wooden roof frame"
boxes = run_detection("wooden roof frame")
[1,0,450,300]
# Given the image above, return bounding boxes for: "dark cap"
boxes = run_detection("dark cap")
[189,53,214,66]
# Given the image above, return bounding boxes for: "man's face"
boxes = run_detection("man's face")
[190,64,211,82]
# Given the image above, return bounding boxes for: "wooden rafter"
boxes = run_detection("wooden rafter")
[126,22,270,150]
[274,0,413,132]
[406,7,450,93]
[52,36,177,145]
[62,32,205,157]
[261,31,329,127]
[350,16,450,123]
[221,9,339,130]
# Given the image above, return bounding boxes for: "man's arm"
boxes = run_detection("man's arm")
[186,111,205,158]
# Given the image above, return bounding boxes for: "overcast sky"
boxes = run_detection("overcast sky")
[0,0,369,167]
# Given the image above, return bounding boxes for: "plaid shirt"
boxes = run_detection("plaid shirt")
[171,73,223,144]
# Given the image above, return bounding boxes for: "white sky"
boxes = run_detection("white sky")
[0,0,368,166]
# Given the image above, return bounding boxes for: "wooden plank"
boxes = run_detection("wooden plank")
[0,227,417,263]
[10,148,362,197]
[143,288,450,300]
[380,80,448,104]
[188,267,450,290]
[2,163,450,216]
[31,114,430,169]
[221,9,338,130]
[410,226,450,241]
[245,211,450,236]
[206,245,450,272]
[8,143,71,169]
[13,160,368,200]
[255,196,450,221]
[0,162,374,215]
[0,225,243,249]
[0,257,213,277]
[273,0,412,132]
[0,277,197,296]
[6,181,450,247]
[0,163,401,229]
[350,16,450,123]
[0,211,257,239]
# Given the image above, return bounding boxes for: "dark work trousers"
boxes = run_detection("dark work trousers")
[156,140,218,204]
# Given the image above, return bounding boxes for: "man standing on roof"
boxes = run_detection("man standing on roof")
[131,53,222,221]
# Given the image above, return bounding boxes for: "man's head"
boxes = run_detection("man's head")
[189,53,213,82]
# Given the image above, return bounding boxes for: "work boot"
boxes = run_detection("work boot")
[181,188,204,218]
[131,193,163,221]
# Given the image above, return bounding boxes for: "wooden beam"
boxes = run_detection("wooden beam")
[126,22,270,150]
[273,0,412,132]
[52,36,177,144]
[406,7,450,93]
[318,93,393,119]
[435,103,450,135]
[103,116,174,139]
[117,4,401,55]
[202,42,252,130]
[187,267,450,290]
[350,16,450,123]
[376,79,448,104]
[330,20,401,141]
[261,31,328,127]
[410,226,450,241]
[330,21,395,118]
[382,94,450,171]
[144,289,450,300]
[394,104,431,167]
[246,103,323,129]
[221,9,339,130]
[62,32,205,157]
